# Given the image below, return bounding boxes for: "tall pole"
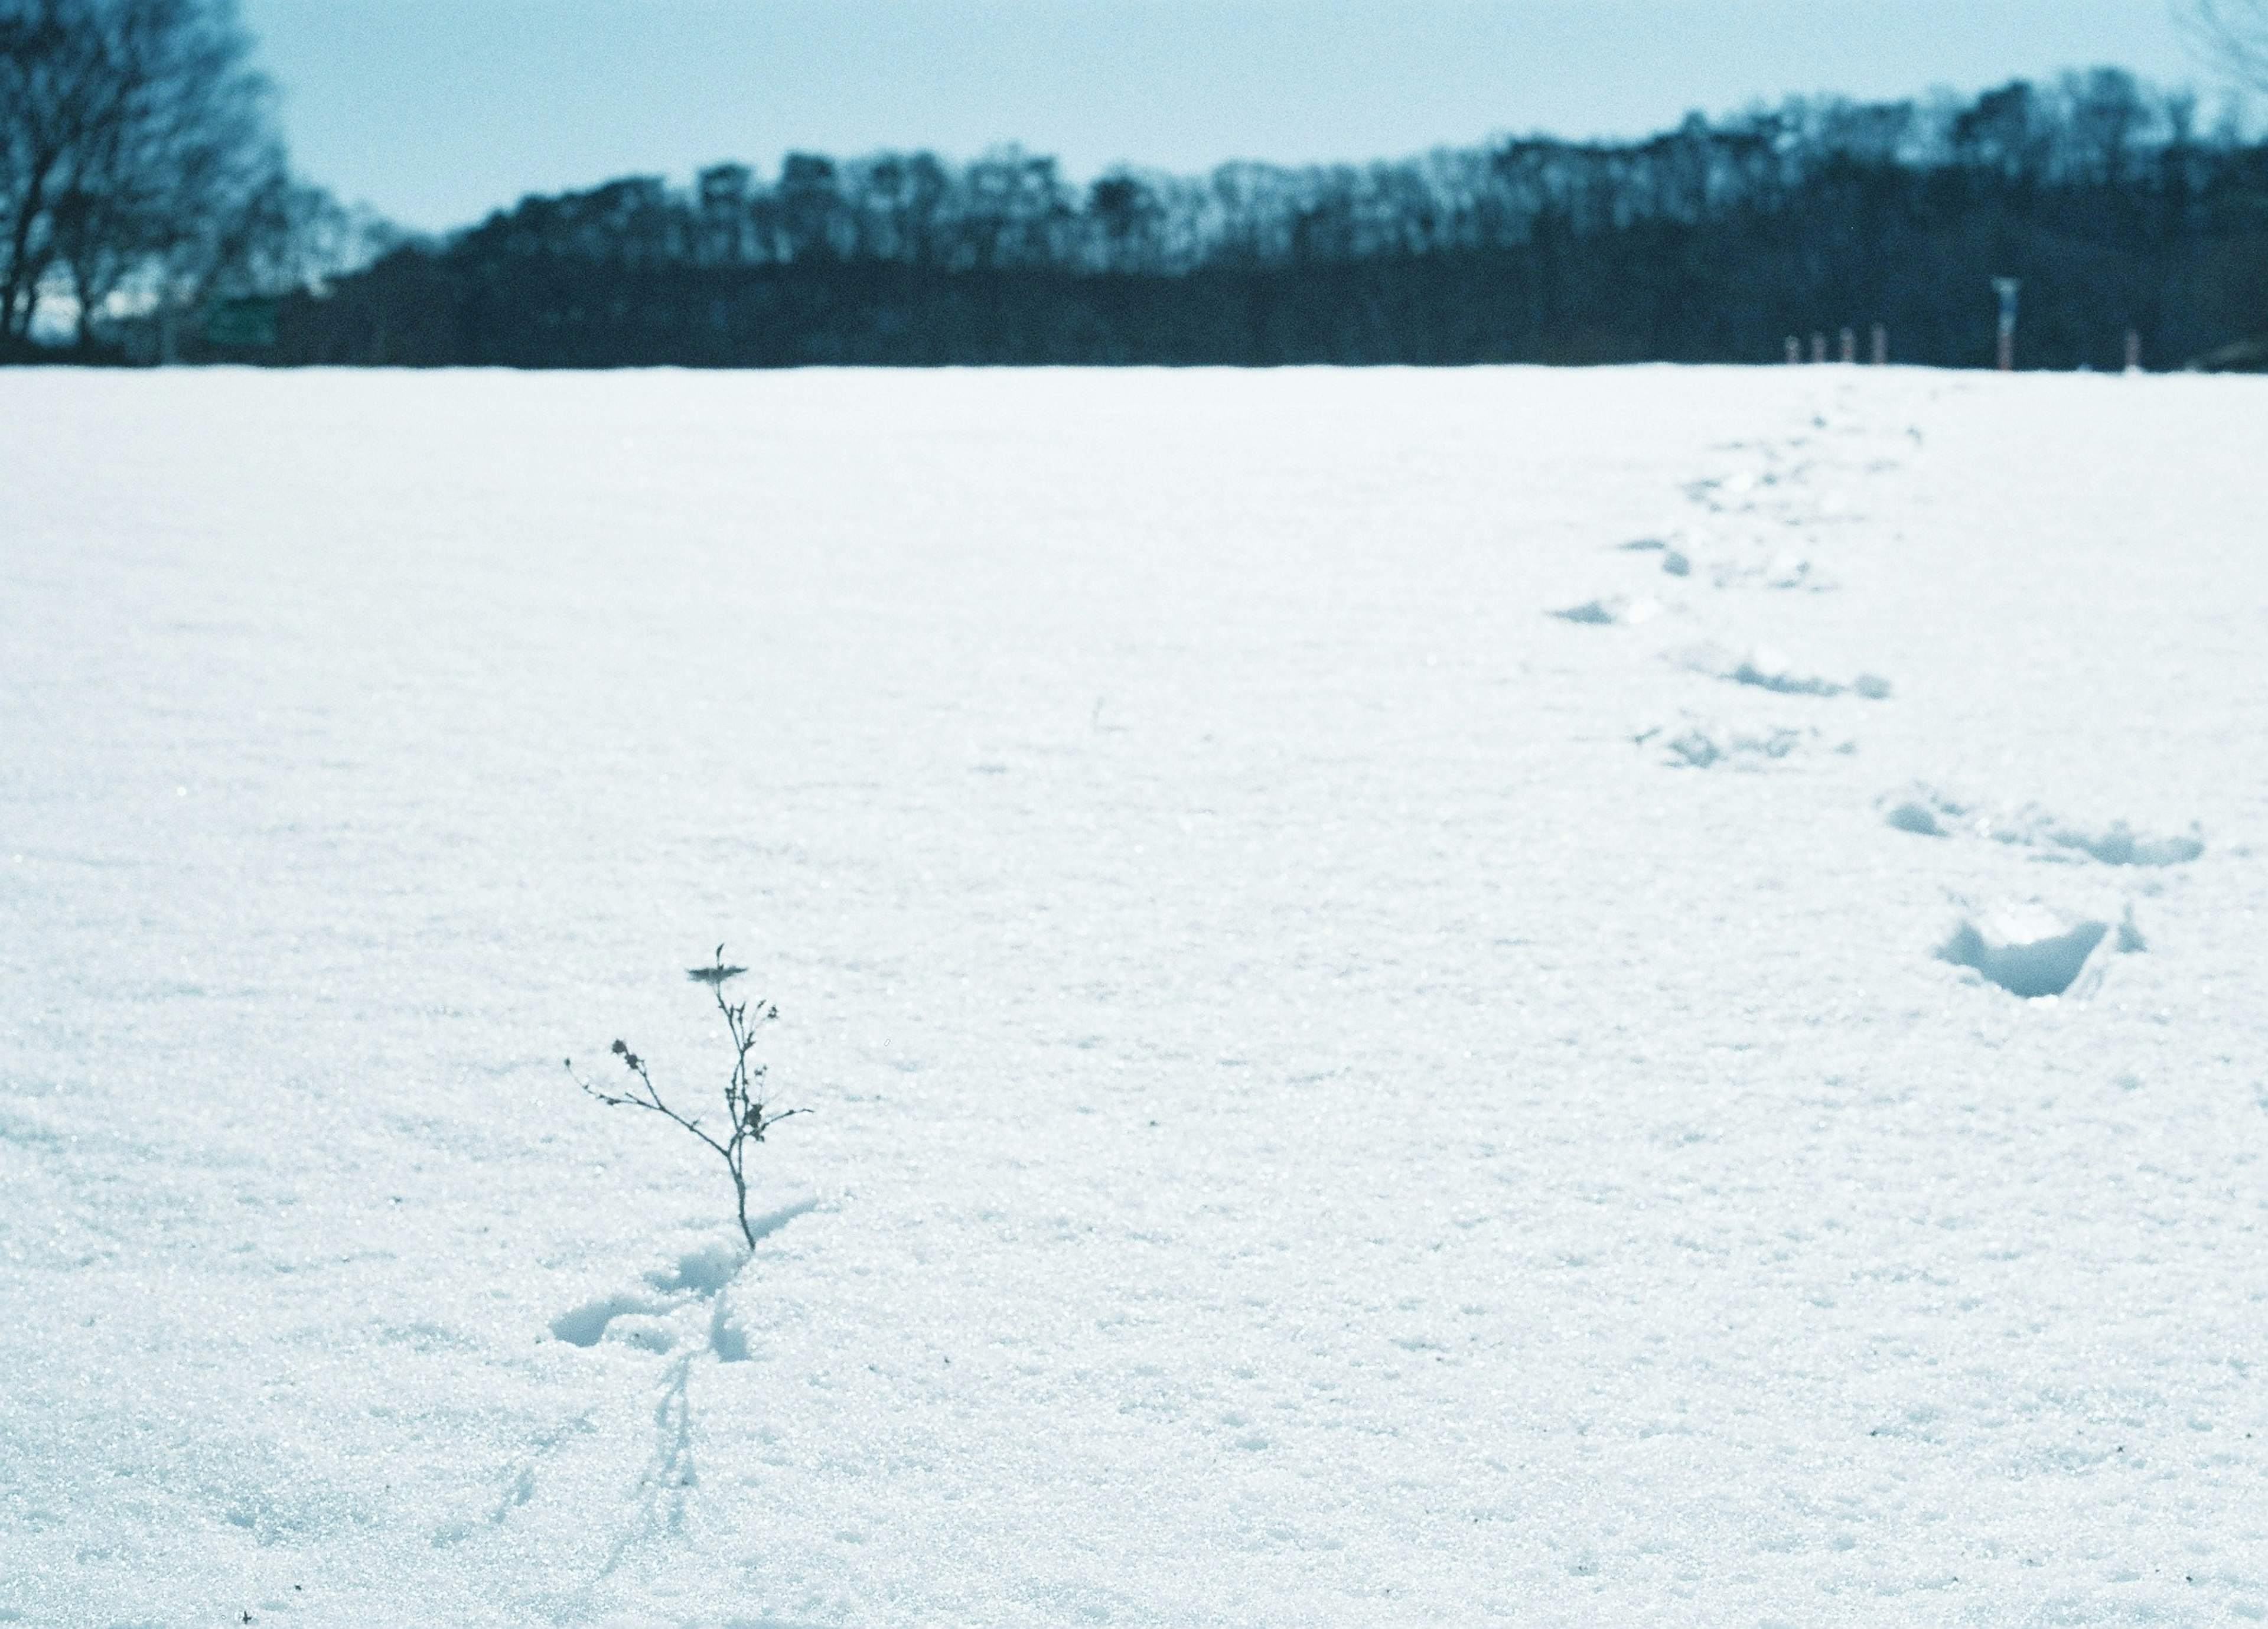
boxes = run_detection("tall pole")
[1993,278,2021,372]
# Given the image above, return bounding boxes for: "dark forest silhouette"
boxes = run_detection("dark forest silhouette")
[6,4,2265,370]
[269,71,2268,371]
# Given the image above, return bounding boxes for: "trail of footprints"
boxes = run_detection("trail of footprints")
[1882,786,2195,998]
[1552,395,2204,1001]
[1552,402,1899,774]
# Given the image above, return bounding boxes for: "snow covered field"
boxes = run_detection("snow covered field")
[3,363,2266,1626]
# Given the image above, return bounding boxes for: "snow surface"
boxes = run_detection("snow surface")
[2,364,2266,1625]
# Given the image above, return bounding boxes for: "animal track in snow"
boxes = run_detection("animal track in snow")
[1882,786,2204,866]
[548,1197,817,1354]
[1675,643,1891,700]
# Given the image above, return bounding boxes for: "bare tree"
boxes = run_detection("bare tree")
[568,949,806,1252]
[2186,0,2268,91]
[2,0,283,350]
[1,0,106,341]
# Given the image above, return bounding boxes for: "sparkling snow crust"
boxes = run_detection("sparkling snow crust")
[2,365,2265,1624]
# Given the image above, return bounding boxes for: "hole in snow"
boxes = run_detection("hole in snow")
[1884,799,1945,836]
[1886,799,1941,835]
[709,1298,751,1363]
[1936,906,2116,999]
[1555,600,1617,625]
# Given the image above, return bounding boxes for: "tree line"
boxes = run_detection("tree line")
[7,6,2265,369]
[271,70,2268,370]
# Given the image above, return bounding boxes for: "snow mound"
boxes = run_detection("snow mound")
[1935,903,2140,1000]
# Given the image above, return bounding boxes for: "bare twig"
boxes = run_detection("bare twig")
[567,946,805,1249]
[2185,0,2268,91]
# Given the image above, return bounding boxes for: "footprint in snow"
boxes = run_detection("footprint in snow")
[1553,595,1664,627]
[1881,786,2204,866]
[1709,548,1834,592]
[1675,642,1890,700]
[1618,531,1705,578]
[1937,901,2144,999]
[1636,716,1854,770]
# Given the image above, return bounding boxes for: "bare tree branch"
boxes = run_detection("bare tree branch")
[2,0,340,352]
[2184,0,2268,92]
[567,947,806,1250]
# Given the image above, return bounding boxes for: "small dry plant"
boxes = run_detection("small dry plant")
[567,947,804,1249]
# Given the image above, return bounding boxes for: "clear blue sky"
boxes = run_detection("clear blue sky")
[240,1,2229,231]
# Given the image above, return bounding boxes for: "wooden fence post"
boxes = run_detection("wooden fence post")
[1993,278,2020,372]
